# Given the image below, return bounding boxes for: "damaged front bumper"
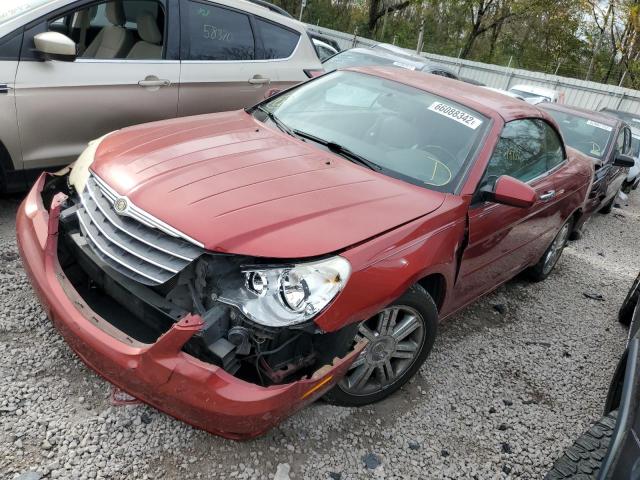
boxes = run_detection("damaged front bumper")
[16,174,364,440]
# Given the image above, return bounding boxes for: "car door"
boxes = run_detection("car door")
[454,118,567,306]
[14,0,180,170]
[178,0,300,116]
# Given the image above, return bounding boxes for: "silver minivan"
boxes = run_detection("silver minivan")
[0,0,322,193]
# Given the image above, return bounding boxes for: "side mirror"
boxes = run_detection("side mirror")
[264,88,282,99]
[613,153,635,168]
[34,32,77,62]
[488,175,537,208]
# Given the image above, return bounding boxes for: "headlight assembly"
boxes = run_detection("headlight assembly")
[68,133,113,193]
[218,256,351,327]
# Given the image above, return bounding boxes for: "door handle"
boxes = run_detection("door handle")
[539,190,556,201]
[248,75,270,85]
[138,77,171,88]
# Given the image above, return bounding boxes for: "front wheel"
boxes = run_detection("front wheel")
[323,284,438,407]
[528,218,573,282]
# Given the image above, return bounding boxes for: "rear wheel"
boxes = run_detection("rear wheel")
[545,412,617,479]
[323,284,437,407]
[528,218,572,282]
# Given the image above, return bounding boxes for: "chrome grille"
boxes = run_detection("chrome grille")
[76,174,202,286]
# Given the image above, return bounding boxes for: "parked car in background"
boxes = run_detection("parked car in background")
[600,108,640,192]
[323,46,460,79]
[0,0,322,194]
[541,103,635,215]
[312,37,339,61]
[18,67,593,439]
[546,272,640,480]
[509,84,562,104]
[482,86,527,101]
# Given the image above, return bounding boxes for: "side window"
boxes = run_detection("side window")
[481,119,550,188]
[254,18,299,60]
[48,0,166,60]
[185,1,255,61]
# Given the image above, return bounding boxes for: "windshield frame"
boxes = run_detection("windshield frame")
[248,69,493,195]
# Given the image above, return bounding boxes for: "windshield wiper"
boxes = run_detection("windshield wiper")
[257,106,296,138]
[293,130,381,171]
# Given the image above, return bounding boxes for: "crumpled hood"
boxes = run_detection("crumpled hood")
[90,110,446,258]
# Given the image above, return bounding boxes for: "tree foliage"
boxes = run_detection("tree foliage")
[274,0,640,89]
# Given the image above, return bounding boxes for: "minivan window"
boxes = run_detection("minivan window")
[186,1,254,61]
[255,18,299,59]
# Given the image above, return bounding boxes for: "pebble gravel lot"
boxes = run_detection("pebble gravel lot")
[1,190,638,480]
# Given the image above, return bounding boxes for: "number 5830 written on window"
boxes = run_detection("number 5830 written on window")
[203,24,233,42]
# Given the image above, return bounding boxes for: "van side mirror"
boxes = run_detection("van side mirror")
[613,153,635,168]
[482,175,537,208]
[34,32,77,62]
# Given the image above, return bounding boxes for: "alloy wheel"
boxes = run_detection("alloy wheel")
[339,306,425,397]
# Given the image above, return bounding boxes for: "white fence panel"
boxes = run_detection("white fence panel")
[307,24,640,114]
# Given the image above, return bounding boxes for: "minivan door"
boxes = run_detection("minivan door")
[14,0,179,170]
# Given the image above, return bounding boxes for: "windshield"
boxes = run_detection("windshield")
[510,89,552,102]
[0,0,53,25]
[323,50,418,72]
[255,71,489,192]
[545,110,613,160]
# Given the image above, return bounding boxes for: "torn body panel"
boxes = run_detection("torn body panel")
[17,173,365,439]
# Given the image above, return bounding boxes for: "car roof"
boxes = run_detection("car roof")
[347,66,550,123]
[541,103,620,127]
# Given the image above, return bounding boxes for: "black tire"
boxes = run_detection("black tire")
[323,284,438,407]
[619,273,640,327]
[545,411,617,479]
[599,195,616,214]
[528,218,573,282]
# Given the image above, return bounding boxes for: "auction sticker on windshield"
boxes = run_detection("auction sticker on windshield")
[428,102,482,129]
[586,120,613,132]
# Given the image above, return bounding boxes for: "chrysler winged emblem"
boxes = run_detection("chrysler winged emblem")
[113,197,128,215]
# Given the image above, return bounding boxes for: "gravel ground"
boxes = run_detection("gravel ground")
[1,190,638,480]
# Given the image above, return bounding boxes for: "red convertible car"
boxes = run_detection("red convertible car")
[17,68,593,439]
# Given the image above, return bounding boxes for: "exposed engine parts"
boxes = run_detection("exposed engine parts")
[55,189,356,387]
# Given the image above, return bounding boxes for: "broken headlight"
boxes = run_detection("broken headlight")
[218,256,351,327]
